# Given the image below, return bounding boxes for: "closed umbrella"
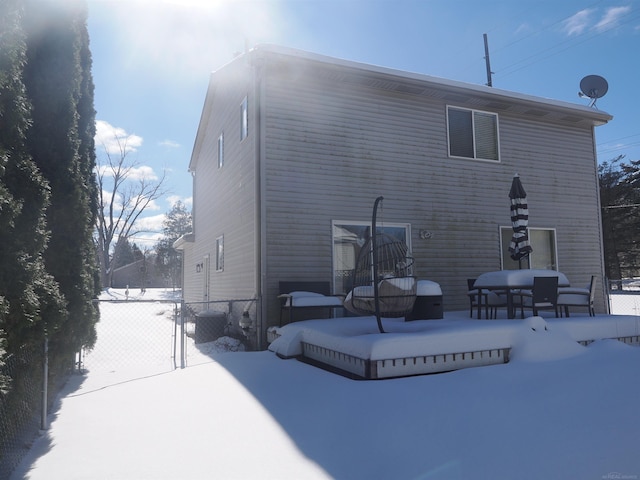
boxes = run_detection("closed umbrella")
[508,173,532,267]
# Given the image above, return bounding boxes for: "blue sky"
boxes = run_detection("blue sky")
[86,0,640,245]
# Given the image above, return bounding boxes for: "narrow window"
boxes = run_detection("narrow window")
[215,235,224,272]
[240,97,248,141]
[217,132,224,168]
[447,106,499,161]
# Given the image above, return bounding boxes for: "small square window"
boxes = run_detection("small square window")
[215,235,224,272]
[447,106,499,161]
[240,97,248,141]
[217,132,224,168]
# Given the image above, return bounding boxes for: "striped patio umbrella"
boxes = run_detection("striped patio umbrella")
[508,174,532,266]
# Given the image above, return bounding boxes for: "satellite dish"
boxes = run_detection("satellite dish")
[579,75,608,108]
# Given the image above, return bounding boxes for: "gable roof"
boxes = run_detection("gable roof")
[189,44,612,171]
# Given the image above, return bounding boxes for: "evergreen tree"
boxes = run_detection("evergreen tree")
[0,0,66,353]
[155,201,192,288]
[599,156,640,283]
[22,0,99,362]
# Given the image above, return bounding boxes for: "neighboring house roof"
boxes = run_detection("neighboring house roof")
[173,233,195,250]
[189,44,612,171]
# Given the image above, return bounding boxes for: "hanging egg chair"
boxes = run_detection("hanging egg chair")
[346,196,417,333]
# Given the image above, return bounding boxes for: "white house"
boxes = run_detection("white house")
[175,45,612,349]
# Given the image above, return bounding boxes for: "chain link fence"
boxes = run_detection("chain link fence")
[607,278,640,316]
[0,343,46,479]
[0,294,254,478]
[179,299,257,366]
[79,299,181,390]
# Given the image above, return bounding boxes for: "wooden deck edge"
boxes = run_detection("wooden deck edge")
[300,341,510,380]
[299,334,640,379]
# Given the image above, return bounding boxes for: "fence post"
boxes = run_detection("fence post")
[41,335,49,430]
[180,300,185,369]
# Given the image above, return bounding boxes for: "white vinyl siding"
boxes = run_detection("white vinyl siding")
[447,106,499,161]
[184,49,608,324]
[186,61,257,303]
[261,59,602,316]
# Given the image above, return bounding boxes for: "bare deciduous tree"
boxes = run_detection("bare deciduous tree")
[95,124,168,287]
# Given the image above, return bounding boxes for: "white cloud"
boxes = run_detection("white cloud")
[166,195,192,208]
[563,9,594,36]
[136,213,166,233]
[159,139,181,148]
[594,6,631,32]
[514,23,532,35]
[563,6,632,36]
[95,120,143,155]
[95,164,159,182]
[128,166,159,181]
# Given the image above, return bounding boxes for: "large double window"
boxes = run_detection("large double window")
[447,106,499,161]
[332,221,411,295]
[500,227,557,270]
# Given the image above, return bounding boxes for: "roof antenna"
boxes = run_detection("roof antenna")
[578,75,608,109]
[483,33,493,87]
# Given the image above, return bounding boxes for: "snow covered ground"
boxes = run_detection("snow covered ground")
[10,289,640,480]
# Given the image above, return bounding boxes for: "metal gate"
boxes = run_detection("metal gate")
[80,299,180,388]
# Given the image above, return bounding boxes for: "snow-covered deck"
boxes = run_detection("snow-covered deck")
[268,312,640,379]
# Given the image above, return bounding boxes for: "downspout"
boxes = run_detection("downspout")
[253,51,267,349]
[592,124,609,314]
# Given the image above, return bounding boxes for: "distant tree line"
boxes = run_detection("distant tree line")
[0,0,99,377]
[107,200,191,290]
[154,200,191,288]
[599,155,640,283]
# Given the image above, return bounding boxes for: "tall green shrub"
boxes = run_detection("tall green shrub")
[22,0,99,367]
[0,0,65,354]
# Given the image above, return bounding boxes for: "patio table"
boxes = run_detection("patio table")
[473,269,570,319]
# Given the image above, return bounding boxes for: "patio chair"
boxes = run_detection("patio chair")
[278,281,345,326]
[517,276,559,318]
[557,275,596,317]
[486,290,508,319]
[467,278,486,319]
[467,279,508,319]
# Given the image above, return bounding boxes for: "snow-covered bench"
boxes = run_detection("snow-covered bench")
[278,281,345,326]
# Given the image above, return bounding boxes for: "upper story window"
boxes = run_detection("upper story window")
[217,132,224,168]
[447,106,499,161]
[240,96,248,141]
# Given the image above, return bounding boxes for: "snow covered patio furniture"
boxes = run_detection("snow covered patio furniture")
[557,275,597,317]
[516,276,560,318]
[474,269,570,319]
[268,313,640,379]
[345,198,417,333]
[278,281,345,326]
[405,280,443,320]
[466,278,507,320]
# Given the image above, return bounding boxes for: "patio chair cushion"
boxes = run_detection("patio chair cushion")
[557,288,590,306]
[344,277,416,315]
[283,291,344,307]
